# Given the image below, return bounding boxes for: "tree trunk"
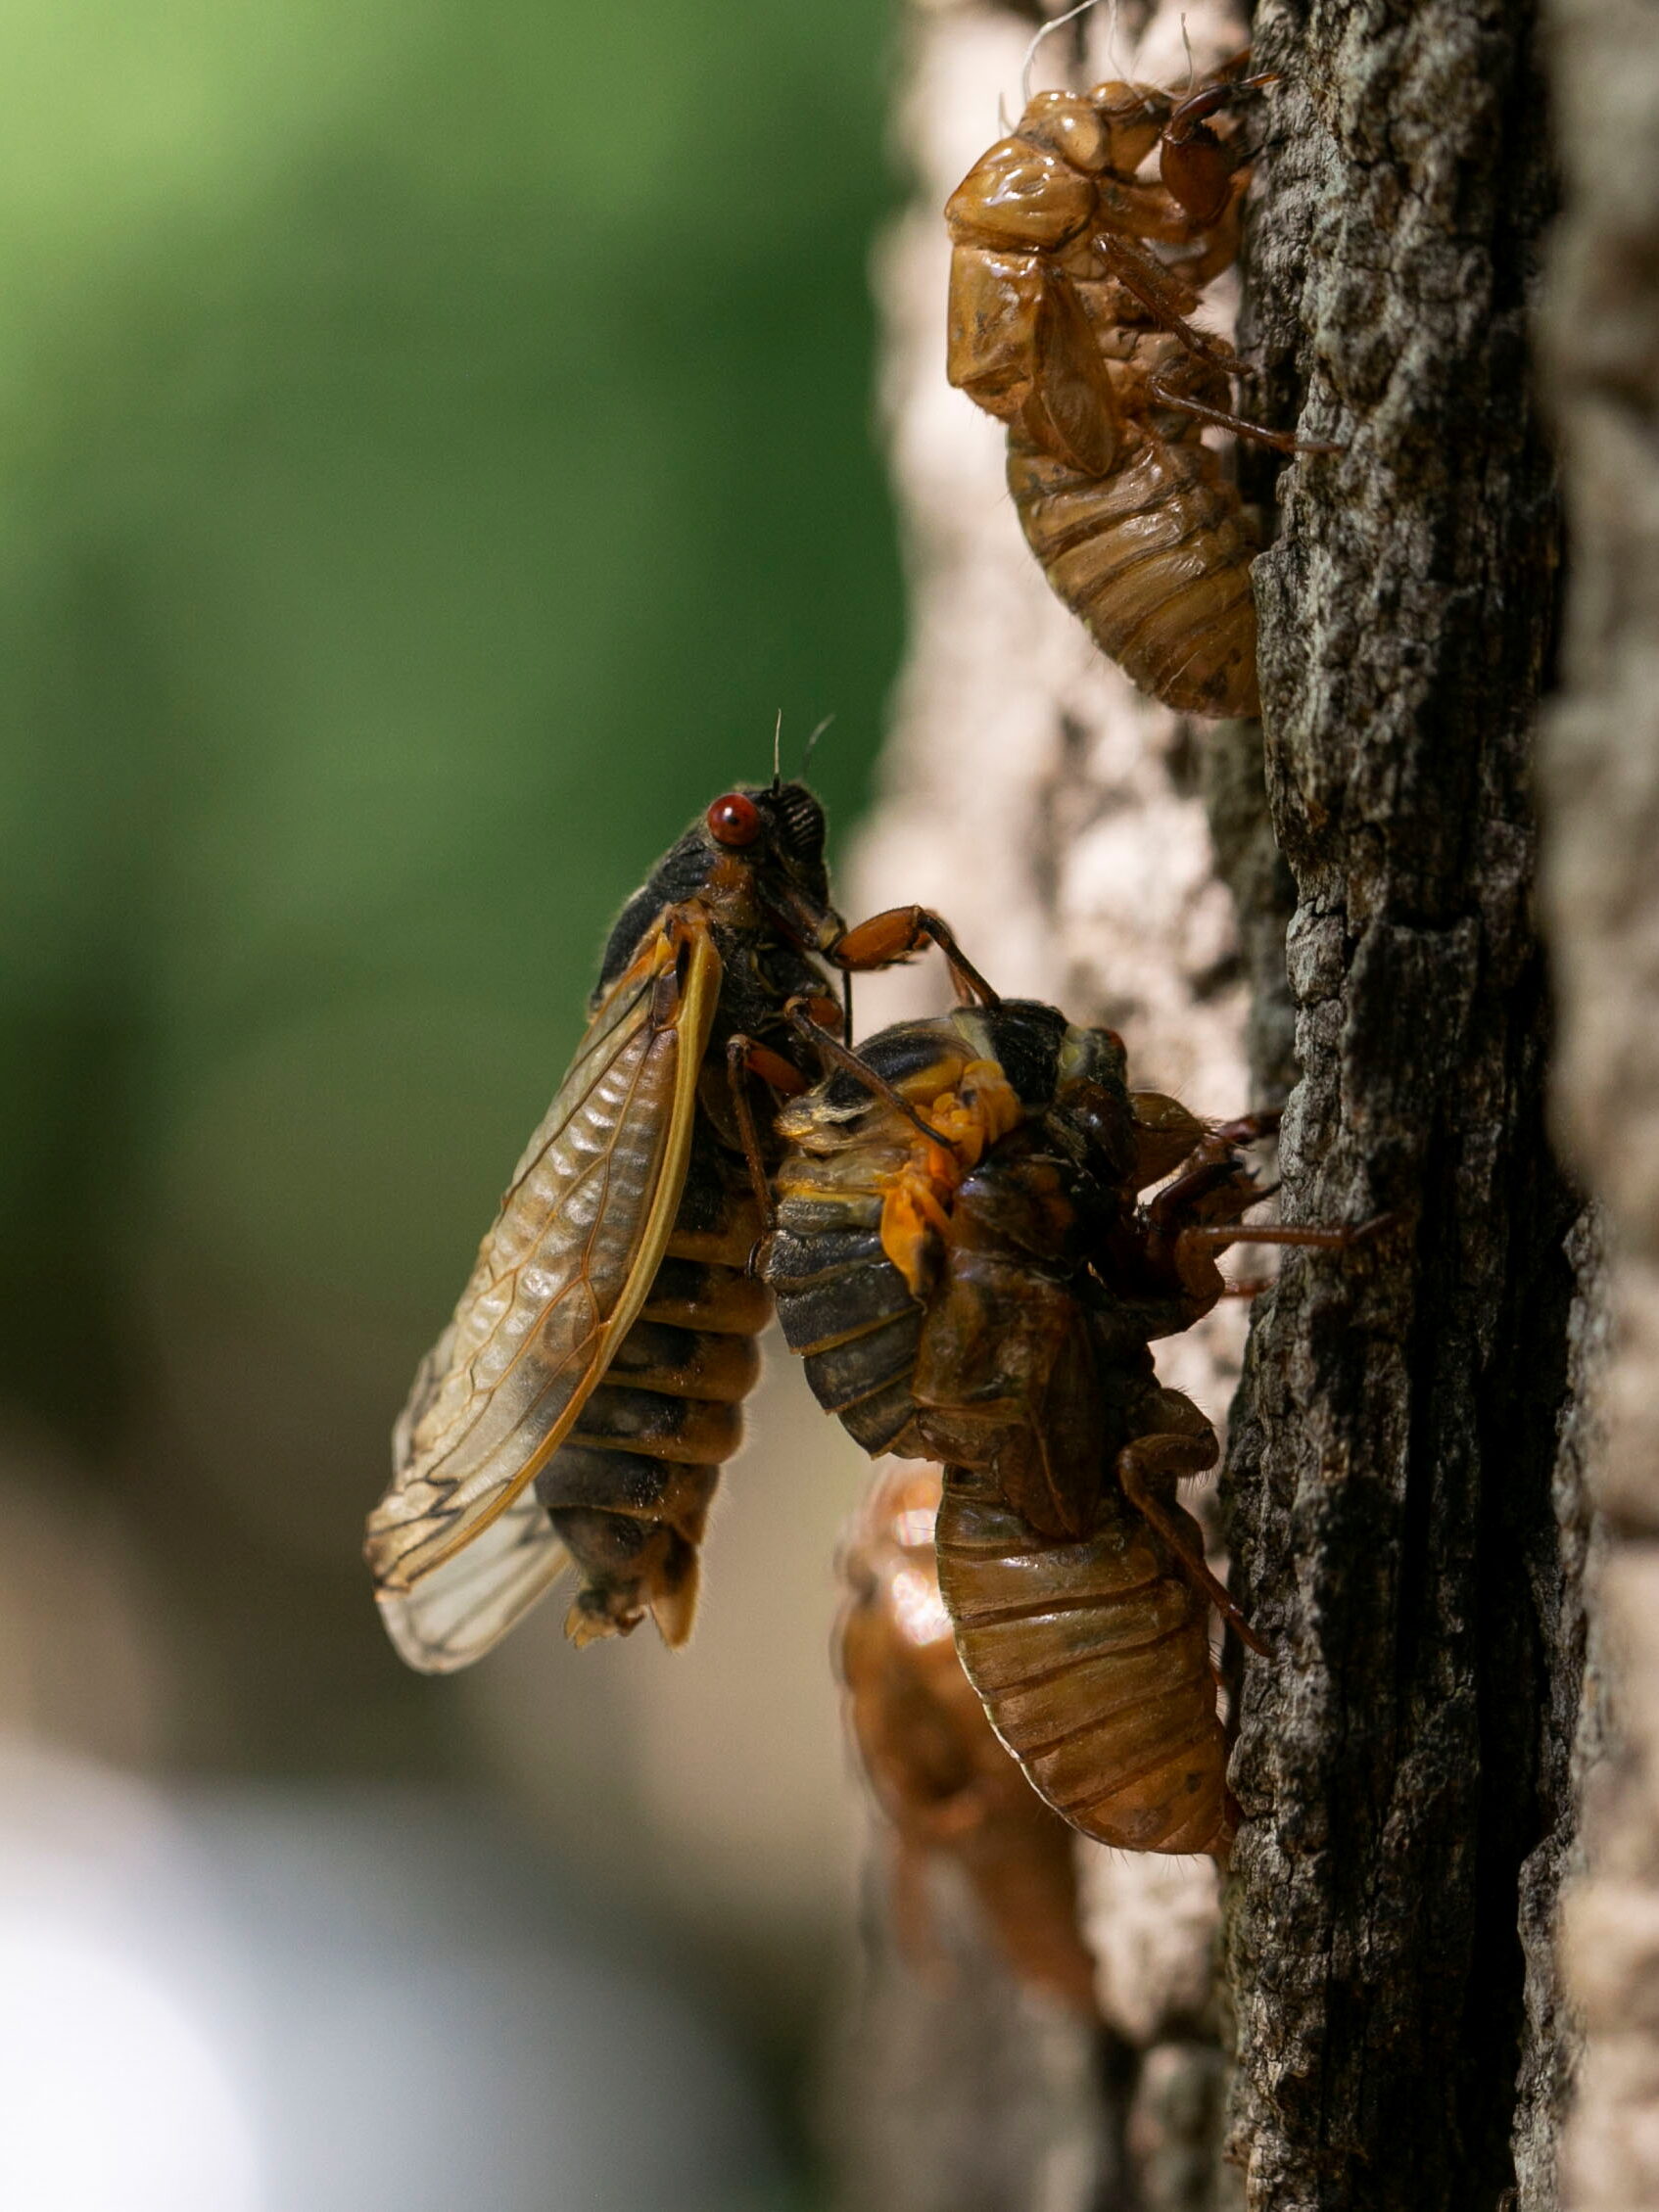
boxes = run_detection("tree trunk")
[1538,0,1659,2204]
[839,1,1598,2206]
[1221,3,1594,2207]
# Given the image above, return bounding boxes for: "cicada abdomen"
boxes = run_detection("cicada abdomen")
[933,1447,1232,1859]
[531,1114,772,1651]
[1006,393,1258,722]
[838,1458,1099,2013]
[944,63,1299,719]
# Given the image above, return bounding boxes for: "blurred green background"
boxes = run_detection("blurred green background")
[0,3,905,2205]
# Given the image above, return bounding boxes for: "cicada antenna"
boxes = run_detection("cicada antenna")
[772,708,783,793]
[798,714,834,777]
[1102,0,1130,83]
[1019,0,1104,110]
[1179,15,1197,94]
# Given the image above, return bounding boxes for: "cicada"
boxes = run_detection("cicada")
[839,1457,1098,2013]
[767,995,1379,1857]
[945,57,1322,718]
[364,780,990,1672]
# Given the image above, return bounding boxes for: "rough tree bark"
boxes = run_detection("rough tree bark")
[837,1,1599,2208]
[1539,0,1659,2203]
[1221,4,1592,2209]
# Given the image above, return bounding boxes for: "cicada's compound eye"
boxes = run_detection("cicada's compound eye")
[707,792,763,848]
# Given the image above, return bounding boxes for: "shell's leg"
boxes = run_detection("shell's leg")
[1091,229,1238,375]
[1114,1416,1270,1659]
[1172,1214,1398,1271]
[1144,371,1341,454]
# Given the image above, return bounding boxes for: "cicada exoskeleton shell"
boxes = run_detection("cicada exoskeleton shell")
[838,1458,1099,2013]
[944,60,1292,718]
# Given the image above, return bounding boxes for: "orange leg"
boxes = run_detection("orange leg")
[724,1033,811,1241]
[832,906,999,1008]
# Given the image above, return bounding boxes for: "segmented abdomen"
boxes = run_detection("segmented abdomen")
[534,1117,768,1643]
[1008,431,1259,721]
[767,1213,925,1459]
[934,1461,1232,1857]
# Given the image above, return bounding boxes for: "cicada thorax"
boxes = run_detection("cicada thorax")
[838,1458,1099,2015]
[944,65,1273,718]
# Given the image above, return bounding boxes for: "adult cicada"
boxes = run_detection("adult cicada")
[364,779,989,1672]
[945,55,1327,718]
[766,995,1380,1858]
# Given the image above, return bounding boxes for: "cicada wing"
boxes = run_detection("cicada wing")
[369,1320,569,1672]
[1023,269,1121,478]
[377,1490,572,1673]
[364,912,721,1639]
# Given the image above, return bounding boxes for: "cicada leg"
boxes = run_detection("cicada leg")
[1159,70,1279,225]
[782,999,954,1148]
[830,906,1000,1009]
[1090,229,1240,377]
[1171,1212,1398,1274]
[1114,1410,1270,1659]
[1144,371,1343,455]
[723,1031,814,1244]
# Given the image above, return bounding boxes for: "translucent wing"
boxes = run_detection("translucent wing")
[377,1487,573,1672]
[364,913,720,1666]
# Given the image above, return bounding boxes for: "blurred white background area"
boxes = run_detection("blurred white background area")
[0,1347,876,2212]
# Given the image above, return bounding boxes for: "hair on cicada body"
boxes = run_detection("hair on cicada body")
[838,1456,1099,2015]
[364,774,999,1675]
[945,50,1336,719]
[767,995,1386,1859]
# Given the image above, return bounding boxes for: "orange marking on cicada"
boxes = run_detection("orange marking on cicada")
[876,1061,1025,1293]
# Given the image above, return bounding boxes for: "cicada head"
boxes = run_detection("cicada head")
[592,778,842,1001]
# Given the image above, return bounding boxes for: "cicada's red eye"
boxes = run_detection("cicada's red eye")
[707,792,762,848]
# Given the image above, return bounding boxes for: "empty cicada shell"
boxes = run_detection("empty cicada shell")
[946,57,1319,718]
